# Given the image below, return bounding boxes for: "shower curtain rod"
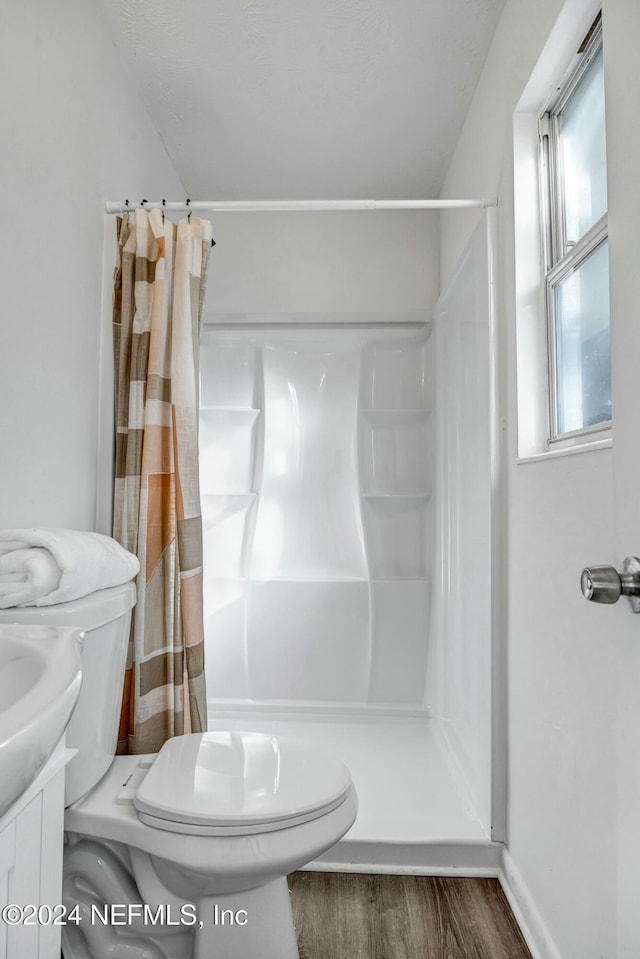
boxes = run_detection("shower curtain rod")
[104,197,497,214]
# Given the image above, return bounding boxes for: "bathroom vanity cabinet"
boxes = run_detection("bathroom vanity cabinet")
[0,741,72,959]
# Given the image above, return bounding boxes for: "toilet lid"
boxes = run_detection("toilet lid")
[133,731,352,831]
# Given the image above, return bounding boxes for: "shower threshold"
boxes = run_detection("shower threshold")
[206,710,502,877]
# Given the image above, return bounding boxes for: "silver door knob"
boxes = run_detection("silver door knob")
[580,556,640,612]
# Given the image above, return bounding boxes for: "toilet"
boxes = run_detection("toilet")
[0,583,357,959]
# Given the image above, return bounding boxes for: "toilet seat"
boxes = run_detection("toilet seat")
[133,731,352,837]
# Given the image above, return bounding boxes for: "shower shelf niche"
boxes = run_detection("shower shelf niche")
[200,409,262,496]
[201,494,259,579]
[358,332,433,589]
[361,495,430,580]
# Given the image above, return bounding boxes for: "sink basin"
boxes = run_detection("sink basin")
[0,625,82,820]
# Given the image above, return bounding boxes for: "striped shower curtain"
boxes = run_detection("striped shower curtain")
[112,207,212,754]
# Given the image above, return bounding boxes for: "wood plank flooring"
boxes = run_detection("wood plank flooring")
[289,872,532,959]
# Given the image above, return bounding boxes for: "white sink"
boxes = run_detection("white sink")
[0,624,82,820]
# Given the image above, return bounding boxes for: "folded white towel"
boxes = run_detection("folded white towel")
[0,528,140,608]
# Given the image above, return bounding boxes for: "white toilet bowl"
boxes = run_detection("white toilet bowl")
[64,732,357,959]
[0,584,358,959]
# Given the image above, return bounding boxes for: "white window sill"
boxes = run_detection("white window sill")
[517,435,612,464]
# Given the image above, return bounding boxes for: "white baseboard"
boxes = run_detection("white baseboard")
[303,861,500,878]
[499,849,564,959]
[311,838,502,875]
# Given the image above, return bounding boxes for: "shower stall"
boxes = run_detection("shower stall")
[198,212,500,873]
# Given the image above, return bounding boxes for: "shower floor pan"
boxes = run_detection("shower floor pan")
[206,712,502,877]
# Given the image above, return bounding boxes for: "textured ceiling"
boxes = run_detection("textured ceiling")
[99,0,506,199]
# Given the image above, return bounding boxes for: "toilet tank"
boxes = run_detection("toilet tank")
[0,582,135,805]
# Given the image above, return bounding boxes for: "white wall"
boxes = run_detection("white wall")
[203,211,439,316]
[440,1,625,956]
[0,0,185,530]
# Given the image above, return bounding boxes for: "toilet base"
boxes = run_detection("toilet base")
[62,837,300,959]
[194,879,299,959]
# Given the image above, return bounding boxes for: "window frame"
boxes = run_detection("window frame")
[538,16,611,449]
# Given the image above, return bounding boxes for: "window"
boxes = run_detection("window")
[539,14,610,446]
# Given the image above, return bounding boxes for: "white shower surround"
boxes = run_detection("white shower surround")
[200,322,433,712]
[429,216,496,837]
